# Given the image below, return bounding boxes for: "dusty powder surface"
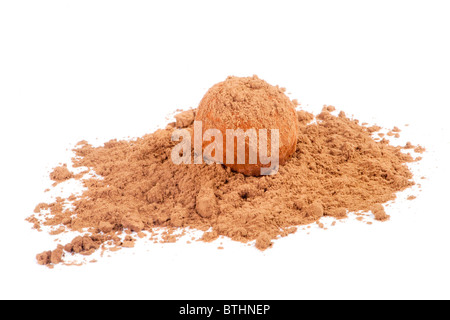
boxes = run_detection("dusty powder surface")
[196,75,298,175]
[29,79,424,267]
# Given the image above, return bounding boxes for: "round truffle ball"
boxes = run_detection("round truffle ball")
[195,75,298,176]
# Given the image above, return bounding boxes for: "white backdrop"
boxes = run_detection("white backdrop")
[1,0,449,300]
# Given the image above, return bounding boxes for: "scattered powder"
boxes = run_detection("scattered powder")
[414,145,426,154]
[29,76,423,266]
[367,125,382,133]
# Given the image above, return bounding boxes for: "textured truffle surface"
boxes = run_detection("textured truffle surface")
[195,75,298,176]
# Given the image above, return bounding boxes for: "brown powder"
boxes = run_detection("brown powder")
[371,204,390,221]
[255,232,273,250]
[49,164,73,183]
[174,109,195,128]
[414,145,426,154]
[29,77,422,267]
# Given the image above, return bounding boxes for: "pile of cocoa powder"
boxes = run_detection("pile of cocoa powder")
[29,82,424,267]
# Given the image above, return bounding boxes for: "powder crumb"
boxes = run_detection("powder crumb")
[49,226,65,235]
[50,245,64,264]
[407,195,417,201]
[414,145,426,154]
[174,109,195,128]
[372,204,390,221]
[36,251,52,266]
[99,222,114,233]
[122,241,135,248]
[36,245,65,266]
[255,232,272,251]
[161,233,177,243]
[327,208,347,219]
[367,125,382,133]
[34,203,49,214]
[201,231,219,242]
[297,110,314,124]
[166,122,176,130]
[306,202,324,219]
[50,165,73,183]
[196,185,218,218]
[122,216,144,233]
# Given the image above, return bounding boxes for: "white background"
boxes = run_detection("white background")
[1,1,449,300]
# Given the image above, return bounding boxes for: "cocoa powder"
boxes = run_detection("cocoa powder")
[30,77,423,266]
[49,165,73,184]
